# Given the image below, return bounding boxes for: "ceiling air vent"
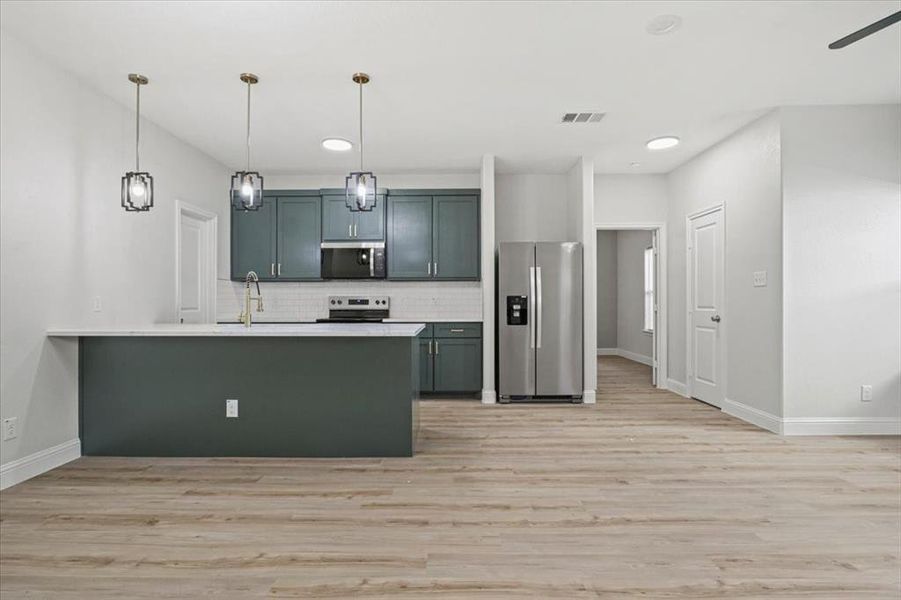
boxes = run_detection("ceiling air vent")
[561,112,605,124]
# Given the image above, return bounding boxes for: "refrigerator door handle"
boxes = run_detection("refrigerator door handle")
[536,266,543,349]
[529,266,536,349]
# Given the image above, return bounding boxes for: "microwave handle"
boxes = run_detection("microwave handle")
[370,252,375,277]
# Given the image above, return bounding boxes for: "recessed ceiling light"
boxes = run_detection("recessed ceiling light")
[322,137,353,152]
[646,14,682,36]
[646,136,680,150]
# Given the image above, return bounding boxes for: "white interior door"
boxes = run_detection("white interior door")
[688,208,724,407]
[177,204,216,324]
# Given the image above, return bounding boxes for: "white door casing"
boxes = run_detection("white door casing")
[176,201,217,324]
[687,206,724,407]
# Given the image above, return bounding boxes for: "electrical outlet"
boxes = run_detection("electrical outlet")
[226,399,239,418]
[753,271,767,287]
[2,417,18,441]
[92,296,102,312]
[860,385,873,402]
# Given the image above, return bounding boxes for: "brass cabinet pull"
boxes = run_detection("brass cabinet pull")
[449,328,464,333]
[270,263,275,277]
[277,263,282,276]
[428,340,433,355]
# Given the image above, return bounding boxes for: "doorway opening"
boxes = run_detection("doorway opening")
[595,224,667,394]
[175,200,218,324]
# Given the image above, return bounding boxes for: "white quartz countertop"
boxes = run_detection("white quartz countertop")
[47,323,426,338]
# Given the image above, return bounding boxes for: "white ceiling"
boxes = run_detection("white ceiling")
[1,1,899,174]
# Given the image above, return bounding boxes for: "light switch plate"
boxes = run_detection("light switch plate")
[92,296,102,312]
[226,399,239,418]
[860,385,873,402]
[753,271,767,287]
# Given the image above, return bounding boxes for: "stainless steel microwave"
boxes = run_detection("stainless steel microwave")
[320,242,386,279]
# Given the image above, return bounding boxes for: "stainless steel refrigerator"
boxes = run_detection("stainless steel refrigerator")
[498,242,583,402]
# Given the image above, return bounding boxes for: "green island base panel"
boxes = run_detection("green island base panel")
[79,336,419,457]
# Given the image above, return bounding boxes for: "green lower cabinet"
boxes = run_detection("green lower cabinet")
[419,339,434,392]
[433,337,482,392]
[415,323,481,394]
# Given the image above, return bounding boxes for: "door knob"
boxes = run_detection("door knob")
[711,315,721,323]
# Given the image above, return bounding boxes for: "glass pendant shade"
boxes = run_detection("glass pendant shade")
[345,171,377,212]
[121,171,154,211]
[231,171,264,211]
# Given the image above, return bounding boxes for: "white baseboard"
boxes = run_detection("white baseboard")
[596,348,653,366]
[782,417,901,436]
[0,438,81,490]
[722,399,782,434]
[583,390,597,404]
[723,398,901,436]
[481,389,497,405]
[617,349,653,367]
[666,378,689,397]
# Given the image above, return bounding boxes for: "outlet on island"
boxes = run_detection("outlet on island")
[226,399,239,418]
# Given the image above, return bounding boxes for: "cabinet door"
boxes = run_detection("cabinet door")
[353,196,386,240]
[231,201,276,280]
[419,339,434,392]
[277,197,322,279]
[433,338,482,392]
[433,195,480,280]
[387,196,433,279]
[321,195,355,241]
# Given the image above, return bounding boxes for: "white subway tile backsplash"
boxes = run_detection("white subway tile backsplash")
[217,279,482,323]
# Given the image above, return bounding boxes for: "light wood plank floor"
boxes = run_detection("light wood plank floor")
[1,356,899,599]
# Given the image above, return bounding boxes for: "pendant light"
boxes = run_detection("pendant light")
[121,74,153,212]
[345,72,377,212]
[231,73,264,211]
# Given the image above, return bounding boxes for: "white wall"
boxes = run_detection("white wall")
[596,230,617,348]
[616,230,653,360]
[495,174,569,242]
[595,174,668,225]
[0,31,230,469]
[667,111,783,417]
[265,173,480,191]
[781,105,901,427]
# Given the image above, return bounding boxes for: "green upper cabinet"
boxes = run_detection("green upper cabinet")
[231,192,322,281]
[321,195,355,241]
[387,195,433,279]
[353,196,386,240]
[387,191,480,281]
[231,201,277,280]
[433,196,479,280]
[277,197,321,279]
[322,193,386,241]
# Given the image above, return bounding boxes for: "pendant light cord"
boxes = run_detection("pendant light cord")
[245,80,252,173]
[359,79,364,171]
[135,81,141,172]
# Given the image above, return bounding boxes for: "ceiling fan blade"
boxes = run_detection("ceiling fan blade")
[829,10,901,49]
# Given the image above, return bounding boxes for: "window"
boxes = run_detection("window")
[643,246,655,333]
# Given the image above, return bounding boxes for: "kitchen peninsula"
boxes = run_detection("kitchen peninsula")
[48,323,424,457]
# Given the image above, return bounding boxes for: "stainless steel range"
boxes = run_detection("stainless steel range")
[316,295,390,323]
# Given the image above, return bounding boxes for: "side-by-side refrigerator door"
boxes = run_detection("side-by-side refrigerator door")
[535,242,583,397]
[498,243,536,397]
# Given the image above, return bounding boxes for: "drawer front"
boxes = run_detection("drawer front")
[434,322,482,339]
